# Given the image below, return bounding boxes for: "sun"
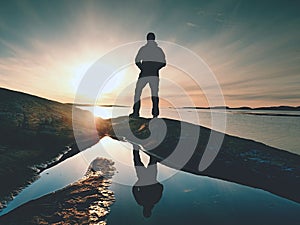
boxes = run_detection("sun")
[69,62,136,105]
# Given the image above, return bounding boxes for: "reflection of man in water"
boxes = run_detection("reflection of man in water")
[130,32,166,118]
[132,147,164,218]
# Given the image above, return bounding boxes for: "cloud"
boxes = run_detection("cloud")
[186,22,198,28]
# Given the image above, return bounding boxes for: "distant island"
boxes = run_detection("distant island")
[68,103,300,111]
[182,105,300,111]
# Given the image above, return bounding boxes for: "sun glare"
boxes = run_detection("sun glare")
[92,106,113,119]
[69,60,137,106]
[71,62,93,90]
[71,63,130,97]
[100,68,127,94]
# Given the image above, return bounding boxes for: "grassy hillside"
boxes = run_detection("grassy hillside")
[0,88,98,207]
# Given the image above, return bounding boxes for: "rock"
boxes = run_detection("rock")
[0,157,116,225]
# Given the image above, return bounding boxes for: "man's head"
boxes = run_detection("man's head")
[146,32,155,41]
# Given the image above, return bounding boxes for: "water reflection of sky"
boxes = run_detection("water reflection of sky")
[105,139,300,225]
[1,137,299,225]
[0,137,178,215]
[109,173,300,225]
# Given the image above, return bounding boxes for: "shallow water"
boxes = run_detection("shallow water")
[1,138,299,224]
[0,107,299,225]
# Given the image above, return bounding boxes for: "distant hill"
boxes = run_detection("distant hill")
[251,106,300,111]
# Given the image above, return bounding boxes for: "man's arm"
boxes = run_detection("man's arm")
[157,48,166,69]
[135,48,143,70]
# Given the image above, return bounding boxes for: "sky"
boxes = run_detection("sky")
[0,0,299,107]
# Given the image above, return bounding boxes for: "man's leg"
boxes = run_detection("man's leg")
[133,148,144,167]
[149,77,159,117]
[131,78,147,117]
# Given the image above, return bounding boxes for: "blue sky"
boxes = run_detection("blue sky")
[0,0,299,107]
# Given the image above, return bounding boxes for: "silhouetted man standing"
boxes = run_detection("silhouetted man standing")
[130,32,166,118]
